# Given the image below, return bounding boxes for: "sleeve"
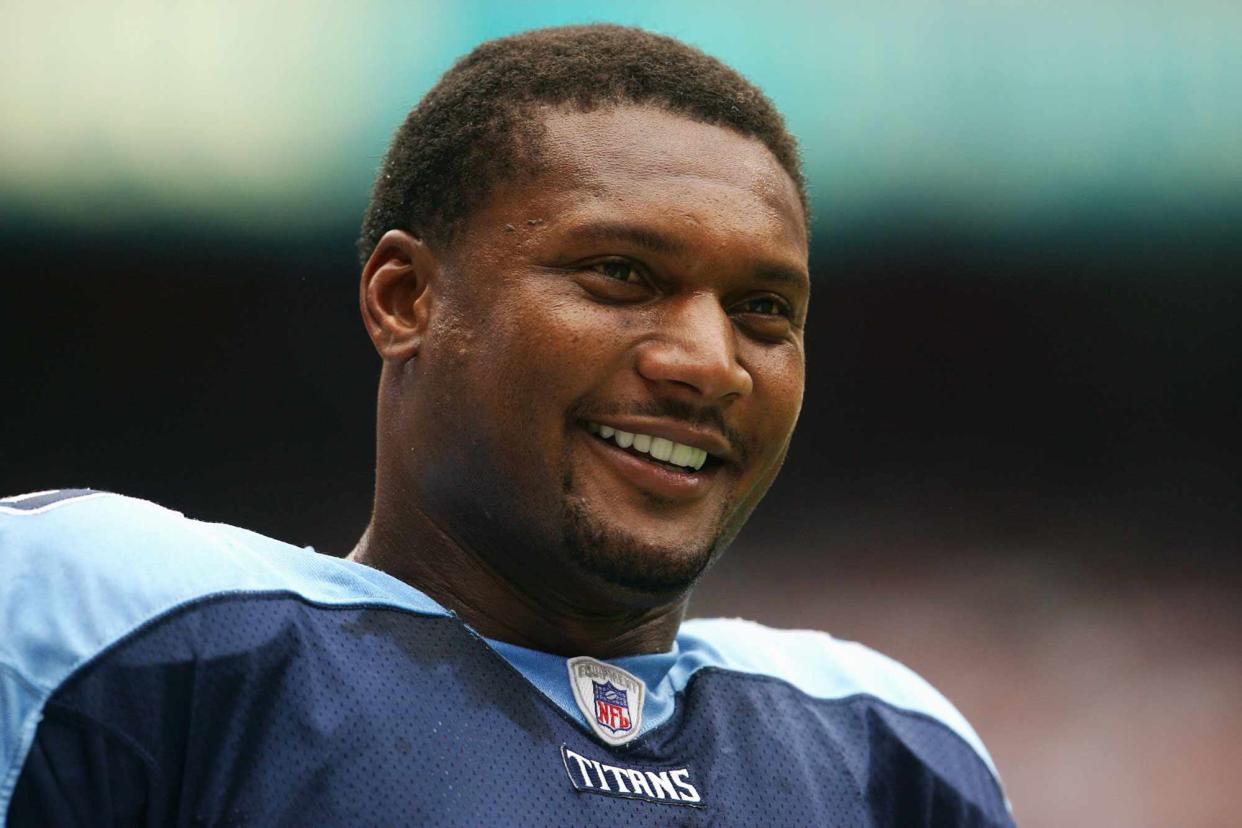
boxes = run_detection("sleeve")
[0,490,161,826]
[6,703,156,827]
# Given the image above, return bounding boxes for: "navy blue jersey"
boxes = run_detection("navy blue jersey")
[0,490,1013,826]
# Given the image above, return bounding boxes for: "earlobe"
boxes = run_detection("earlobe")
[360,230,438,363]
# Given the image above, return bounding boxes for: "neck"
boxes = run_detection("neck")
[347,503,688,658]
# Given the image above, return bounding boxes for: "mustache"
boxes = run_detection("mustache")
[571,398,750,464]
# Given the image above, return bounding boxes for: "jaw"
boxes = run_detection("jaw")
[558,424,742,591]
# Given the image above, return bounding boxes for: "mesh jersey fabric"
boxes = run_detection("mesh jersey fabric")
[0,490,1014,827]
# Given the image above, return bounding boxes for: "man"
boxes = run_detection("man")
[0,25,1012,826]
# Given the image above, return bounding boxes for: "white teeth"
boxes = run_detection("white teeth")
[587,422,713,471]
[649,437,673,462]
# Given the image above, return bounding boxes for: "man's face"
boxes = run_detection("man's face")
[406,104,808,601]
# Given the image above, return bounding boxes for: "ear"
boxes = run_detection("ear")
[360,230,439,362]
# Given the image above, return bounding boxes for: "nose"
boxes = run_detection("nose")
[634,294,753,402]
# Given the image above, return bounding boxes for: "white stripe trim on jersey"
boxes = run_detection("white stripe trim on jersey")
[0,490,65,503]
[0,491,111,516]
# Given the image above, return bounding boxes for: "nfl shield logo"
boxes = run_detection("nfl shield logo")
[592,681,632,734]
[567,656,646,746]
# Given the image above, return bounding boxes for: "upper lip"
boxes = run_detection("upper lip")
[582,416,739,464]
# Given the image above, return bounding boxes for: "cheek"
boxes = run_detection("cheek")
[486,299,623,496]
[490,292,623,396]
[736,347,804,489]
[748,346,805,433]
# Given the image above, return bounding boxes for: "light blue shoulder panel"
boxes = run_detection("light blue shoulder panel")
[0,490,447,810]
[675,617,1000,777]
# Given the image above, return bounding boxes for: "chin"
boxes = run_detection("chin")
[560,497,727,595]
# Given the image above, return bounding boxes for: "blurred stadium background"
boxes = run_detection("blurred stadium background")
[2,2,1238,824]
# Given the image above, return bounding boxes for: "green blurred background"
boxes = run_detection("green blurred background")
[4,1,1240,235]
[2,3,1239,825]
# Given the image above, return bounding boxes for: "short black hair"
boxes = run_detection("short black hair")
[358,23,807,266]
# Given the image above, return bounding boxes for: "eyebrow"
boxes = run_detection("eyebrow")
[564,220,809,290]
[752,261,810,290]
[563,221,686,255]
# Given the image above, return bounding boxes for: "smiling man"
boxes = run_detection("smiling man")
[351,99,811,659]
[1,25,1012,827]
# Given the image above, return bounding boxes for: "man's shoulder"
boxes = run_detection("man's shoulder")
[0,487,299,567]
[0,488,326,609]
[675,617,1012,824]
[0,485,446,601]
[0,489,450,806]
[679,617,1000,778]
[0,488,444,692]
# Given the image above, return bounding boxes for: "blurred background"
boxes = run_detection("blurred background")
[2,2,1238,824]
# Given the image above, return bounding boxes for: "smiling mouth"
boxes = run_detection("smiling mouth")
[584,421,720,474]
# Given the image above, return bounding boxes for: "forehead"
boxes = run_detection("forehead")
[460,105,808,259]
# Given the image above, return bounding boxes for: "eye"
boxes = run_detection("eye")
[736,295,792,317]
[589,259,643,283]
[731,294,799,341]
[573,257,652,304]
